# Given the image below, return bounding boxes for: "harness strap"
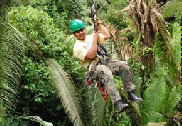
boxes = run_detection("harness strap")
[86,61,109,102]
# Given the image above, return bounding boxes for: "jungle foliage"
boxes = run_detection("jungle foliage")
[0,0,181,126]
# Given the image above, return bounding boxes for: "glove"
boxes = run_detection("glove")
[96,17,104,26]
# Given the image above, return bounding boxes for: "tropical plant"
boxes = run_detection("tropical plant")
[7,6,76,125]
[8,5,107,125]
[141,15,181,125]
[0,0,26,124]
[47,59,107,126]
[47,59,85,126]
[161,0,182,18]
[22,0,89,32]
[0,0,181,125]
[0,15,25,125]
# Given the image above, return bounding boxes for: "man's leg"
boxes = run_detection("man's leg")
[94,64,120,103]
[93,64,128,113]
[107,60,142,102]
[107,60,135,92]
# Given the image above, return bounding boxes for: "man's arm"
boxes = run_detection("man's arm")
[85,20,110,59]
[98,21,110,40]
[85,32,99,59]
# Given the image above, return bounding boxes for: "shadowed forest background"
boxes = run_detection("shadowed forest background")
[0,0,181,126]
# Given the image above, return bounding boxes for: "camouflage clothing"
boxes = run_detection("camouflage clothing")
[89,60,136,103]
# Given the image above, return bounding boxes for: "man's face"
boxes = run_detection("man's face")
[74,28,86,40]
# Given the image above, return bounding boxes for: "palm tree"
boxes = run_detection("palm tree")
[122,0,173,67]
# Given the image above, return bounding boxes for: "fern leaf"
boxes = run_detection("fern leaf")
[47,59,85,126]
[164,86,181,116]
[141,67,167,124]
[162,0,182,18]
[171,22,181,70]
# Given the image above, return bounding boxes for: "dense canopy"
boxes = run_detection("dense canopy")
[0,0,181,126]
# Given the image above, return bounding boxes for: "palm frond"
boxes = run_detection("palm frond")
[89,86,105,126]
[81,83,106,126]
[0,21,24,117]
[3,116,53,126]
[47,59,85,126]
[19,116,53,126]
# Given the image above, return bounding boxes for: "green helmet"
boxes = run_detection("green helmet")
[70,19,85,33]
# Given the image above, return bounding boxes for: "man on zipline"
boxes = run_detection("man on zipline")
[70,19,143,113]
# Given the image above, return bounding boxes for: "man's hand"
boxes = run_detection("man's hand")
[96,18,104,27]
[96,18,110,40]
[96,18,102,24]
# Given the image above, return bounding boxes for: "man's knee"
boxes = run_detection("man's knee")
[96,65,112,74]
[96,65,114,80]
[117,61,130,70]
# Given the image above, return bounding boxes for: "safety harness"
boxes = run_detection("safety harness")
[86,45,109,101]
[86,1,109,101]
